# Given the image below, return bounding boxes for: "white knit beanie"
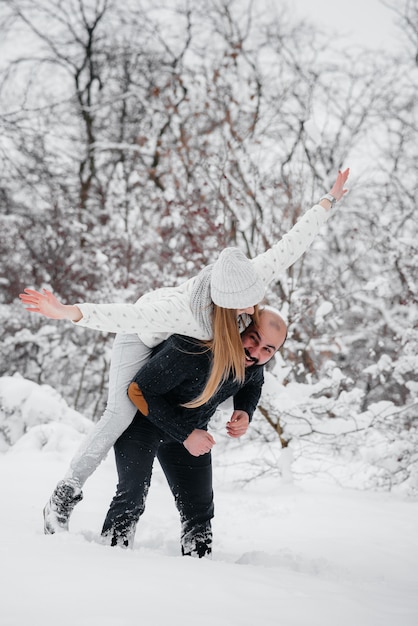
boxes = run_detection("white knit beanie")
[210,247,265,309]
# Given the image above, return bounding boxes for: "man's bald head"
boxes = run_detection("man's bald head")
[241,306,287,367]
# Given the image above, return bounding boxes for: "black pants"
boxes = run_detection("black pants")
[101,413,214,557]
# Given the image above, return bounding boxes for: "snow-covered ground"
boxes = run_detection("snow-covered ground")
[1,376,418,626]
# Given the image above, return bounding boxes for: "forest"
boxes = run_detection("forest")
[0,0,417,493]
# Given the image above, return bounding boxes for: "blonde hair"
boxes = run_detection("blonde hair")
[184,304,260,409]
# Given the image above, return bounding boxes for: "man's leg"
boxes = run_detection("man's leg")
[44,333,152,534]
[158,442,214,558]
[101,415,163,548]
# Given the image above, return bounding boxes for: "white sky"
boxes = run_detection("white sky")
[290,0,400,51]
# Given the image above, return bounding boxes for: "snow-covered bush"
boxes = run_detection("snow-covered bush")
[247,364,418,496]
[0,374,91,449]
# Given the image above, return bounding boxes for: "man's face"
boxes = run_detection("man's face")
[241,311,287,367]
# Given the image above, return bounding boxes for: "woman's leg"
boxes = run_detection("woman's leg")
[44,333,152,534]
[65,333,152,485]
[101,415,164,548]
[157,443,214,558]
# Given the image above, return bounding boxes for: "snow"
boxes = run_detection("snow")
[1,378,418,626]
[314,300,333,325]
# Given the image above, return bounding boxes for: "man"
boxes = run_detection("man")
[101,307,287,557]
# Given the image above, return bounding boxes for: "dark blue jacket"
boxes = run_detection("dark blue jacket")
[131,334,264,442]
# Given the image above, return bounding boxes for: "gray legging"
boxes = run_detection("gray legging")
[64,333,152,486]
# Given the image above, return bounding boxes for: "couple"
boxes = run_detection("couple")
[102,306,286,556]
[20,169,349,556]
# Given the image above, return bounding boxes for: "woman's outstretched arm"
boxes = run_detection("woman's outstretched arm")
[251,168,350,284]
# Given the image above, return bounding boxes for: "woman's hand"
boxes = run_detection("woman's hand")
[19,288,82,321]
[330,168,350,201]
[319,168,350,210]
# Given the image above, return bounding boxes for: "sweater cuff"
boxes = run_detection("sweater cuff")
[311,203,332,222]
[71,303,91,326]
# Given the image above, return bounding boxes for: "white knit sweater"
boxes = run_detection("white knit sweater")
[75,204,329,347]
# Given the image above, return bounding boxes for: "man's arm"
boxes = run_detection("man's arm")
[226,368,264,438]
[128,380,215,455]
[233,368,264,419]
[129,336,211,444]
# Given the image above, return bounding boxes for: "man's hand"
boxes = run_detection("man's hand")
[226,410,250,438]
[19,288,82,321]
[183,429,216,456]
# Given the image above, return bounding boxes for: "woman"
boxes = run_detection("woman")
[19,168,349,533]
